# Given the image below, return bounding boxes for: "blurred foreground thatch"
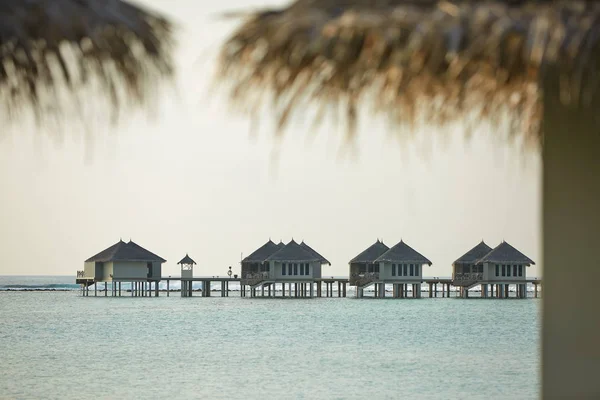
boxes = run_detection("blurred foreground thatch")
[0,0,173,120]
[218,0,600,145]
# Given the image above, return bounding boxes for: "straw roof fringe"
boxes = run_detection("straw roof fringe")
[374,240,432,265]
[0,0,173,120]
[349,240,389,263]
[85,239,166,263]
[475,241,535,265]
[453,240,493,265]
[300,241,331,265]
[218,0,600,144]
[242,239,281,263]
[265,239,323,262]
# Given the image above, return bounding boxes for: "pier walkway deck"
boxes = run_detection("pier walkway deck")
[77,275,542,299]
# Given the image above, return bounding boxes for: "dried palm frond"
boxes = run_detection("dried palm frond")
[0,0,173,121]
[218,0,600,146]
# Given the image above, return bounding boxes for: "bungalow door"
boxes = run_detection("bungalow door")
[147,262,152,278]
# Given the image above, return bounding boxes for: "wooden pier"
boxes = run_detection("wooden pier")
[76,275,542,299]
[238,278,349,298]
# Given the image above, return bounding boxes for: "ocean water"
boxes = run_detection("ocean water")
[0,277,541,399]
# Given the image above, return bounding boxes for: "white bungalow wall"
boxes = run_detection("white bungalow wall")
[483,262,528,282]
[112,261,161,280]
[84,261,96,278]
[82,261,113,280]
[379,262,423,281]
[270,261,322,280]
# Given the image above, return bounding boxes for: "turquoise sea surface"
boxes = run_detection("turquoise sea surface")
[0,276,540,399]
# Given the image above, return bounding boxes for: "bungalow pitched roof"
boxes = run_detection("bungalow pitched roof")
[374,240,432,265]
[454,241,493,265]
[85,240,166,263]
[242,239,282,263]
[300,241,330,265]
[475,241,535,265]
[265,239,322,262]
[178,254,196,265]
[349,240,389,263]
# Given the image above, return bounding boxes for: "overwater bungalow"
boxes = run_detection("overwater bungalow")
[76,239,166,297]
[350,239,432,299]
[240,239,283,278]
[453,241,535,298]
[452,241,493,291]
[349,239,389,286]
[240,239,330,297]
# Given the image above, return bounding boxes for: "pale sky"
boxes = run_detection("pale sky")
[0,0,541,278]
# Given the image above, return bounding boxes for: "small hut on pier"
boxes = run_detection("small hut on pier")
[373,240,432,298]
[348,239,389,286]
[265,239,329,281]
[178,254,197,297]
[240,239,329,297]
[453,241,493,282]
[240,239,283,279]
[472,241,536,299]
[77,239,166,297]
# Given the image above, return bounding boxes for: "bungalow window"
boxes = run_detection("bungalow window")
[496,265,499,276]
[392,264,396,276]
[518,265,523,277]
[507,266,511,277]
[403,264,408,276]
[282,263,286,275]
[288,264,293,275]
[305,264,310,275]
[502,265,506,277]
[294,263,298,275]
[415,265,420,276]
[300,264,305,275]
[374,264,380,273]
[410,264,414,276]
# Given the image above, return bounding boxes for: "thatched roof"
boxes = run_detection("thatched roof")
[178,254,196,265]
[0,0,173,120]
[474,241,535,265]
[242,239,282,263]
[300,241,331,265]
[218,0,600,143]
[265,239,322,262]
[349,239,389,263]
[374,239,432,265]
[453,240,493,265]
[85,239,166,263]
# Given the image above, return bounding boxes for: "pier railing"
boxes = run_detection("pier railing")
[77,270,86,278]
[351,272,380,287]
[242,272,270,286]
[452,273,483,286]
